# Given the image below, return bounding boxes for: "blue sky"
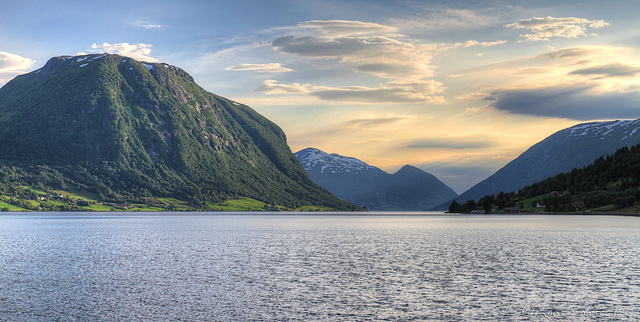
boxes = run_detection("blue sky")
[2,0,640,193]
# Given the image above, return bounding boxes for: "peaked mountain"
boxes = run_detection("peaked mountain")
[295,148,458,210]
[440,119,640,208]
[0,54,361,210]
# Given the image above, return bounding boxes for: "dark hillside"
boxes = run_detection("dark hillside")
[453,144,640,213]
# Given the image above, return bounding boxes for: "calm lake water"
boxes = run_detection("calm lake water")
[0,213,638,320]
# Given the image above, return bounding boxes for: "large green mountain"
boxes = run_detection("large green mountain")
[0,53,360,210]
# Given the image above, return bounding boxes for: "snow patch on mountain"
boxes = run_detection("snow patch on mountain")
[566,119,640,140]
[296,148,379,175]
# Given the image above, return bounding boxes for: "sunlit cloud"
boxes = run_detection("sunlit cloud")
[0,52,34,72]
[81,43,158,62]
[312,80,445,104]
[226,63,293,73]
[0,52,35,86]
[271,20,438,81]
[453,40,508,47]
[506,16,609,41]
[297,20,398,37]
[255,80,310,94]
[258,79,445,104]
[346,115,412,127]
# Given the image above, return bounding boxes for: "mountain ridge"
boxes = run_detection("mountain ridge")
[296,148,457,210]
[436,118,640,209]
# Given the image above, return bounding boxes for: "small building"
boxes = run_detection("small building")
[548,191,562,197]
[114,203,132,210]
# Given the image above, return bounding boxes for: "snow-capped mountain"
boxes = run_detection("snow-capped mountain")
[296,148,458,211]
[296,148,386,176]
[440,118,640,208]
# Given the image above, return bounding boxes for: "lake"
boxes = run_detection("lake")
[0,213,638,320]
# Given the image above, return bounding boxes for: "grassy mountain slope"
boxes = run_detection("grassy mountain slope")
[0,54,361,211]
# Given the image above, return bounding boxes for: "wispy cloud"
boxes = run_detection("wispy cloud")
[568,63,640,78]
[346,115,411,127]
[256,79,446,104]
[255,80,310,94]
[225,63,293,73]
[453,40,508,48]
[506,16,609,41]
[389,8,502,32]
[406,136,500,149]
[81,43,158,62]
[259,19,451,104]
[311,80,446,104]
[271,20,438,80]
[134,21,166,29]
[297,20,398,37]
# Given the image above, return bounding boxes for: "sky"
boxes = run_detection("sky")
[2,0,640,193]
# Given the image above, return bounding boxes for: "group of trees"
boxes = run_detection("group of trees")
[451,144,640,213]
[449,192,520,213]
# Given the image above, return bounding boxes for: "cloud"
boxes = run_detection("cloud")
[312,80,446,104]
[346,115,410,127]
[0,52,35,86]
[506,16,609,41]
[255,80,310,94]
[453,40,508,47]
[271,20,438,81]
[83,43,158,62]
[134,21,166,29]
[487,85,640,120]
[255,79,445,104]
[389,8,501,32]
[406,137,499,149]
[225,63,293,73]
[456,45,640,112]
[0,52,35,72]
[568,63,640,78]
[297,20,398,37]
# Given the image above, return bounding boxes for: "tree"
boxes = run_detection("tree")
[479,194,494,213]
[448,200,462,213]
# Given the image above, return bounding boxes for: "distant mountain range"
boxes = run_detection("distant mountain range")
[437,119,640,209]
[0,54,361,211]
[295,148,458,210]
